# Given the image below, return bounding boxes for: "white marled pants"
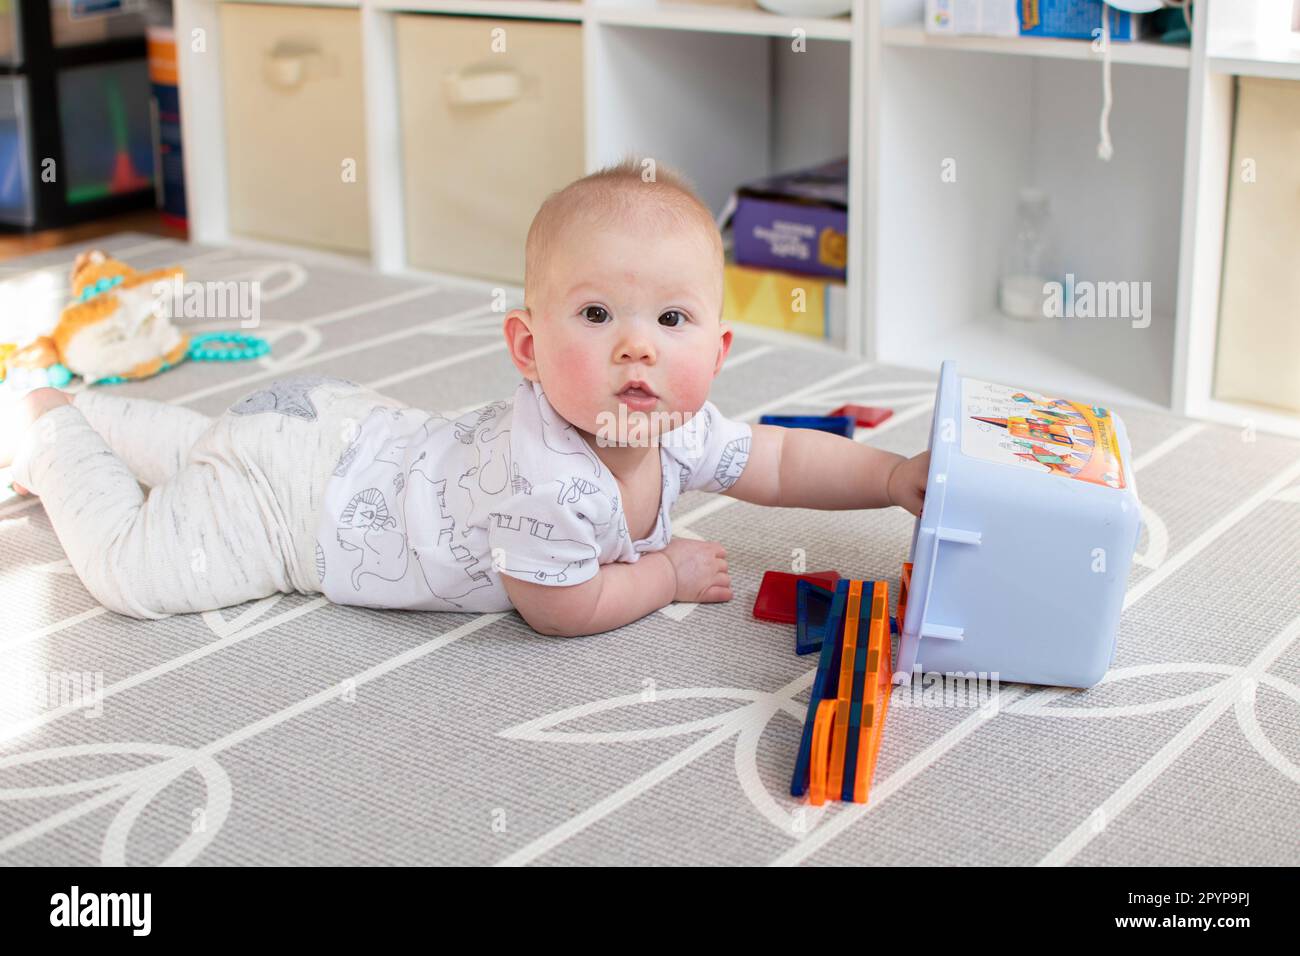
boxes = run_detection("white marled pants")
[11,376,403,619]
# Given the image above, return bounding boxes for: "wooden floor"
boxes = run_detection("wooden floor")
[0,209,187,263]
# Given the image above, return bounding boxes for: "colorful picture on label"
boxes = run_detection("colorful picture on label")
[960,377,1126,489]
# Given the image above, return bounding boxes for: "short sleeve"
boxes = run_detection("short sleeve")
[486,482,603,588]
[665,401,752,494]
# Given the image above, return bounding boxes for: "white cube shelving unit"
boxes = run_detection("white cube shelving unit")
[173,0,1300,435]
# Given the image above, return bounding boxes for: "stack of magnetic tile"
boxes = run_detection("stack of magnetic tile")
[790,578,896,806]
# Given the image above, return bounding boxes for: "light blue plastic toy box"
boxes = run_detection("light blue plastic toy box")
[897,361,1143,688]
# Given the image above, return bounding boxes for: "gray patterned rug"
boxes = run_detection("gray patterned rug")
[2,234,1297,866]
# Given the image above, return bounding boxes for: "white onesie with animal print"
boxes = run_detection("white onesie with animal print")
[315,378,752,612]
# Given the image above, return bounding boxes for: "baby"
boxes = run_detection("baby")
[2,158,929,635]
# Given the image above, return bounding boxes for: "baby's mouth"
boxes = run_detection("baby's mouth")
[616,382,659,415]
[617,381,658,401]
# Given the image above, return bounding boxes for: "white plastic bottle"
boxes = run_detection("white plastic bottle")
[998,188,1054,321]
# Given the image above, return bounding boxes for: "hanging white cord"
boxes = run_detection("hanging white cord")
[1097,6,1115,161]
[1095,1,1195,160]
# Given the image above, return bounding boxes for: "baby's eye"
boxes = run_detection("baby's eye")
[659,310,687,328]
[581,305,610,324]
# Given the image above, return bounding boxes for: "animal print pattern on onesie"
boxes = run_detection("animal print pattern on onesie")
[714,437,750,490]
[230,375,359,421]
[314,379,753,613]
[337,487,407,589]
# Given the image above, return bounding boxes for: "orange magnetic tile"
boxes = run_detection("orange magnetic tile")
[809,698,837,807]
[861,678,894,803]
[853,580,892,804]
[828,580,863,799]
[828,698,851,800]
[835,580,863,701]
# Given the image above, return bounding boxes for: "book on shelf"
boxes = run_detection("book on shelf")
[923,0,1148,41]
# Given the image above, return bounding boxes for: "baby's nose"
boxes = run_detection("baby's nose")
[617,336,655,363]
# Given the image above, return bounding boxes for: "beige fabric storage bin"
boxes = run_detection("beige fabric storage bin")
[1214,77,1300,415]
[219,3,370,254]
[396,15,583,283]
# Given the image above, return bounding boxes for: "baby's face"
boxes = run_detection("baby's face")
[515,218,731,445]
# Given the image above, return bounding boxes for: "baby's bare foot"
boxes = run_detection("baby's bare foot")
[1,387,71,471]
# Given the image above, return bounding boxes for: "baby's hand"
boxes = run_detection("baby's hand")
[661,537,732,604]
[887,450,930,517]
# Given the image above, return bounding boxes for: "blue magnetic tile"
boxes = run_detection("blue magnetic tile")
[795,580,835,656]
[759,414,855,439]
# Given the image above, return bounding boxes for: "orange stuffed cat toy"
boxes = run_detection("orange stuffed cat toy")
[3,249,188,386]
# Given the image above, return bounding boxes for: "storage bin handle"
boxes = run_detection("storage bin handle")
[935,526,981,547]
[442,68,523,107]
[911,524,983,644]
[263,41,337,91]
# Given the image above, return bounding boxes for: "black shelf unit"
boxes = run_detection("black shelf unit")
[2,0,156,232]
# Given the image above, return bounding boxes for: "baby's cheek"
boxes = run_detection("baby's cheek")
[666,360,713,413]
[552,344,603,394]
[544,342,607,422]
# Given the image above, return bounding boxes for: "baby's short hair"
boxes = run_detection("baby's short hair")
[524,155,723,312]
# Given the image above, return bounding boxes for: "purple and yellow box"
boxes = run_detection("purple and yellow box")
[726,158,848,281]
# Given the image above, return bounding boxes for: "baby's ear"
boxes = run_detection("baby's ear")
[503,308,539,380]
[713,323,734,375]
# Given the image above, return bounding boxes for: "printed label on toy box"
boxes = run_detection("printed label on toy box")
[960,377,1126,488]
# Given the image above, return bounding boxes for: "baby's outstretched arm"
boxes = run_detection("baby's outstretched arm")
[725,424,929,517]
[501,537,730,637]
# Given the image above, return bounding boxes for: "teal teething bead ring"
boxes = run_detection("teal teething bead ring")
[187,332,270,363]
[91,333,270,386]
